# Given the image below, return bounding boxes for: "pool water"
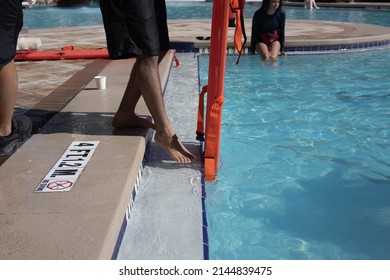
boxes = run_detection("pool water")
[199,50,390,259]
[23,3,390,29]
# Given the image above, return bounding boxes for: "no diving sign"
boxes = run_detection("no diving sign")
[35,141,99,193]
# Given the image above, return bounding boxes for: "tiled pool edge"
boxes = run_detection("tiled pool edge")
[111,131,154,260]
[196,55,209,260]
[284,39,390,54]
[175,39,390,55]
[201,152,210,260]
[195,39,390,55]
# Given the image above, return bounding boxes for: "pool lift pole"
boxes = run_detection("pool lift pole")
[200,0,229,181]
[197,0,246,181]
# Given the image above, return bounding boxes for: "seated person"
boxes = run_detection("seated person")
[250,0,286,60]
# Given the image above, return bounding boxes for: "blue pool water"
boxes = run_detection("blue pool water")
[23,3,390,29]
[199,50,390,260]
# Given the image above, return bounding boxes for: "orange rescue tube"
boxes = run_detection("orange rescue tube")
[15,46,109,61]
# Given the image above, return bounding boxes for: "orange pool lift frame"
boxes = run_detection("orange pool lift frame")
[197,0,246,181]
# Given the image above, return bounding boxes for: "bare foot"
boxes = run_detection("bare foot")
[112,114,156,129]
[155,132,195,163]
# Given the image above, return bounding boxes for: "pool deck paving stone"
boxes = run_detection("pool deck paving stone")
[1,8,390,259]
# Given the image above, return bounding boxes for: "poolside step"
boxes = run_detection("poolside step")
[0,51,174,259]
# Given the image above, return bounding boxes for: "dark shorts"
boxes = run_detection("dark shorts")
[99,0,170,59]
[0,0,23,67]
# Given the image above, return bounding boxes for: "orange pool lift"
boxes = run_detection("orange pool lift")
[197,0,246,181]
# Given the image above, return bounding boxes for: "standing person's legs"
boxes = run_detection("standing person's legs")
[312,0,319,9]
[308,0,313,10]
[0,0,23,136]
[110,0,170,130]
[0,0,32,156]
[107,0,194,162]
[112,51,167,129]
[134,55,194,163]
[112,64,156,129]
[0,61,18,136]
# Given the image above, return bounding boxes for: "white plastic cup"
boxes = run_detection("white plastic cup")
[95,75,107,90]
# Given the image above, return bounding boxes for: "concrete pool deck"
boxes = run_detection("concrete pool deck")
[1,15,390,259]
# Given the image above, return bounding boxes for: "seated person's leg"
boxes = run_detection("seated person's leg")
[256,42,271,60]
[269,41,281,60]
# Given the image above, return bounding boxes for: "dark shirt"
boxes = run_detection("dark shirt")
[250,8,286,53]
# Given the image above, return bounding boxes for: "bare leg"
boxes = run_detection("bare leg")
[303,0,308,9]
[0,61,18,136]
[269,41,281,60]
[308,0,313,10]
[112,65,156,129]
[112,51,168,129]
[256,42,271,60]
[128,55,194,163]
